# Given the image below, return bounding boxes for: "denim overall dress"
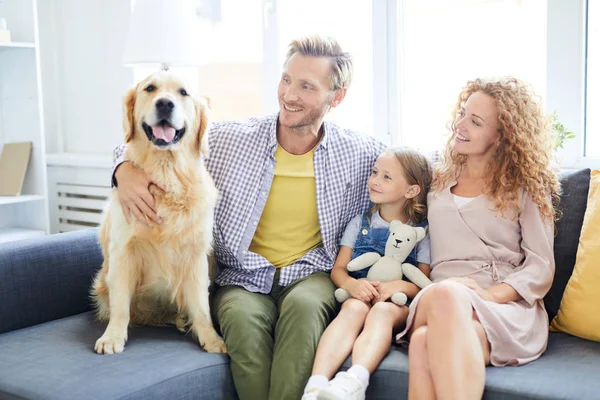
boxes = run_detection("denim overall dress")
[349,212,427,280]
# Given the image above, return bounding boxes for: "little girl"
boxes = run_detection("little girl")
[302,147,433,400]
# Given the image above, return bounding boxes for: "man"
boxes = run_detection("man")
[111,35,385,400]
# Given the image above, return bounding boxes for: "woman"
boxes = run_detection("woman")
[397,77,561,400]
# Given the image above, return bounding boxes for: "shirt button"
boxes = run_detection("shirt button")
[242,250,247,254]
[253,221,258,225]
[362,229,368,235]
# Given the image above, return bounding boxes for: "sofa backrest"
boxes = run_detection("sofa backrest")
[544,168,591,320]
[0,228,103,334]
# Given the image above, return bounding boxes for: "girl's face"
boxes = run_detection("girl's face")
[452,91,499,159]
[368,153,420,206]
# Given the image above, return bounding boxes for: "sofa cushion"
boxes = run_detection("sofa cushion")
[0,312,236,400]
[341,332,600,400]
[0,229,103,334]
[544,168,591,320]
[550,170,600,341]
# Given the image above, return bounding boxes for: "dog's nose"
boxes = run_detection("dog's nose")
[156,98,174,115]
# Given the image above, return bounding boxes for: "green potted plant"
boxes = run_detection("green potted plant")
[551,111,576,150]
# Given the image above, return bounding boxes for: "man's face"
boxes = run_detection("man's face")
[277,53,337,130]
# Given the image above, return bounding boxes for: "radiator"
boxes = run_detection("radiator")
[47,155,113,234]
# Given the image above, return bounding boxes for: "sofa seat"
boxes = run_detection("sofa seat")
[4,310,598,400]
[0,312,236,400]
[343,332,600,400]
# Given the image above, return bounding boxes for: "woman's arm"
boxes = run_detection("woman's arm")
[487,283,522,303]
[501,192,555,306]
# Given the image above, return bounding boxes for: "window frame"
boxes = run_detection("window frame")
[152,0,597,168]
[546,0,599,169]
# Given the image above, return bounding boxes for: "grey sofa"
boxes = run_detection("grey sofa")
[1,168,599,400]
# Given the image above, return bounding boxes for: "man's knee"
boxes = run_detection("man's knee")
[214,286,276,334]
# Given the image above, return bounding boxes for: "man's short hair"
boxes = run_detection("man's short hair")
[285,35,353,91]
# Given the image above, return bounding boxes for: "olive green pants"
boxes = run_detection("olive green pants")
[212,270,337,400]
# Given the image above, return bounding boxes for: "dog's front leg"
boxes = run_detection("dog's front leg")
[181,255,227,353]
[94,250,136,355]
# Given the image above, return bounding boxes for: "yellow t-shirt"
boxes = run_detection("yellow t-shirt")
[249,144,322,267]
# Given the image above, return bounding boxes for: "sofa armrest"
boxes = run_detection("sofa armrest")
[0,228,103,334]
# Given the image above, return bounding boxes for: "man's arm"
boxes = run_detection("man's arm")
[110,144,164,226]
[111,144,127,187]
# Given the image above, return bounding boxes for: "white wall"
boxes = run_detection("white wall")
[38,0,133,156]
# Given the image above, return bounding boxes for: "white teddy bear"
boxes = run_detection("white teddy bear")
[335,220,433,306]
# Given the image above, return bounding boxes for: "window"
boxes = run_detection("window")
[398,0,547,153]
[586,0,599,157]
[134,0,265,122]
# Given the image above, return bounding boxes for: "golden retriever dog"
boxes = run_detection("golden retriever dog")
[91,71,226,355]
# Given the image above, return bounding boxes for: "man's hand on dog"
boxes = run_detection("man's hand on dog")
[115,161,165,227]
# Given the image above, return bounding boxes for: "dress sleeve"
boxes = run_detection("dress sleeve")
[339,214,363,249]
[111,144,128,187]
[502,192,555,307]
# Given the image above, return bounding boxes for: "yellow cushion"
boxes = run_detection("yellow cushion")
[550,170,600,341]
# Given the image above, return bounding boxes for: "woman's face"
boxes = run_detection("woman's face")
[452,91,499,159]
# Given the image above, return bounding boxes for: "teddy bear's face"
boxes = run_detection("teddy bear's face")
[385,220,426,261]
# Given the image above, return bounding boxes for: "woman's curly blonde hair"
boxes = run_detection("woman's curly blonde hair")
[434,77,560,221]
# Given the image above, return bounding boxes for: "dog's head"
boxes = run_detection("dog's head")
[123,71,210,156]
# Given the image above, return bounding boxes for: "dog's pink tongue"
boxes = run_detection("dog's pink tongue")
[151,125,176,142]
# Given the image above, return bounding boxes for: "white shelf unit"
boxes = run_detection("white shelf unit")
[0,0,50,244]
[0,42,35,48]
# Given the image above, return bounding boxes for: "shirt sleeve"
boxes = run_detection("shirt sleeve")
[339,214,363,249]
[502,191,555,307]
[416,232,431,265]
[111,144,128,187]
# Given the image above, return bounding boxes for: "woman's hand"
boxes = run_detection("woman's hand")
[449,277,495,302]
[345,279,380,303]
[115,161,165,227]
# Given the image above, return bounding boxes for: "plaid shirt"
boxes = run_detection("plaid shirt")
[112,113,384,293]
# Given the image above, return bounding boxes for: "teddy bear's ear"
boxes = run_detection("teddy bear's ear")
[415,227,426,242]
[390,220,403,230]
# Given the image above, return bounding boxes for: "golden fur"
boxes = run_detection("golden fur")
[91,71,226,355]
[434,77,560,221]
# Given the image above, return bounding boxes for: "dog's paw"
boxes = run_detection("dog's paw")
[202,336,227,354]
[175,315,188,333]
[94,334,126,355]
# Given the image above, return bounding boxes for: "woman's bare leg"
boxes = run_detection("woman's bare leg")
[408,326,436,400]
[408,281,491,400]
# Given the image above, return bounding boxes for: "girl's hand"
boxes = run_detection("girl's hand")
[345,279,380,303]
[373,281,397,303]
[449,277,495,302]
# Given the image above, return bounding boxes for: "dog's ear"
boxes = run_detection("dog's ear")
[195,98,211,157]
[123,85,138,143]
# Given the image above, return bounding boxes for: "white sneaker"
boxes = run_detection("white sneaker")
[301,388,321,400]
[317,371,366,400]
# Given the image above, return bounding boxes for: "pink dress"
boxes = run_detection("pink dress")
[396,183,555,366]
